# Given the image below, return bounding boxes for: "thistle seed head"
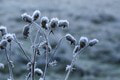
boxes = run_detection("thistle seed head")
[0,26,7,36]
[41,16,49,29]
[3,33,14,42]
[32,10,41,21]
[89,39,99,47]
[0,39,7,49]
[49,18,59,29]
[58,20,69,28]
[35,68,43,76]
[73,45,80,53]
[79,36,88,48]
[21,13,33,23]
[65,34,76,45]
[23,24,30,39]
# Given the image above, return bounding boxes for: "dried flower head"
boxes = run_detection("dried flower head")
[0,26,7,36]
[32,10,41,21]
[49,18,59,34]
[0,39,7,49]
[89,39,99,47]
[58,20,69,28]
[79,36,88,48]
[23,24,30,39]
[65,34,76,45]
[3,33,14,42]
[21,13,33,23]
[66,65,72,71]
[35,68,43,76]
[0,63,4,69]
[41,16,49,29]
[73,45,80,53]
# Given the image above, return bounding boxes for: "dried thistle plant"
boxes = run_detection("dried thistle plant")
[0,10,99,80]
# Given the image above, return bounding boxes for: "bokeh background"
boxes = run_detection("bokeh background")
[0,0,120,80]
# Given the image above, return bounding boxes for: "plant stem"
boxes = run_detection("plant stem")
[48,37,65,65]
[5,48,14,80]
[43,48,48,80]
[13,36,31,61]
[64,46,89,80]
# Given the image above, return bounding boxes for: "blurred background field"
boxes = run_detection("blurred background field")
[0,0,120,80]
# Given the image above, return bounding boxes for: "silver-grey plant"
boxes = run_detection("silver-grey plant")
[0,10,99,80]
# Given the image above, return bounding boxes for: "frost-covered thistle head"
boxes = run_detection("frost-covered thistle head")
[23,24,30,39]
[0,26,7,36]
[58,20,69,28]
[32,10,41,21]
[49,18,59,29]
[21,13,33,23]
[3,33,14,42]
[0,39,7,49]
[79,36,88,48]
[73,45,80,53]
[65,34,76,45]
[41,16,49,29]
[35,68,43,76]
[89,39,99,47]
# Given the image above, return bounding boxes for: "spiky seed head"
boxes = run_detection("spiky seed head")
[41,16,49,29]
[49,18,59,29]
[89,39,99,47]
[3,33,14,42]
[0,39,7,49]
[23,25,30,39]
[21,13,33,23]
[0,63,4,69]
[58,20,69,28]
[73,45,80,53]
[0,26,7,36]
[32,10,41,21]
[65,34,76,45]
[35,68,43,76]
[79,37,88,48]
